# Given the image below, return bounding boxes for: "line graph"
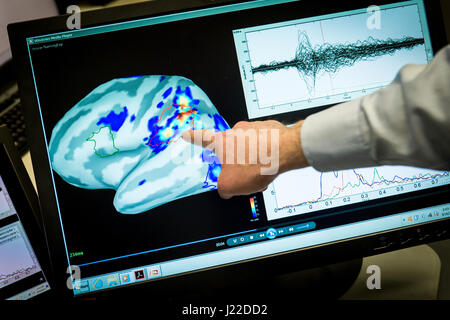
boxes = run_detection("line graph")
[0,224,39,288]
[263,166,450,221]
[0,266,37,282]
[233,2,433,119]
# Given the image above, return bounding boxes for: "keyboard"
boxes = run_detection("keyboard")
[0,84,28,154]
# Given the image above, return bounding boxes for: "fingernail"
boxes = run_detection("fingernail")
[219,192,233,200]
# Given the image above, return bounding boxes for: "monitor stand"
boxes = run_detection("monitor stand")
[165,258,364,302]
[263,258,364,300]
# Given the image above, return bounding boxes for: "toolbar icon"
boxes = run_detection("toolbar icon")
[120,273,131,284]
[107,275,119,287]
[133,269,146,281]
[147,265,162,279]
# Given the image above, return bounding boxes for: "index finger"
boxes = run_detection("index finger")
[181,129,218,150]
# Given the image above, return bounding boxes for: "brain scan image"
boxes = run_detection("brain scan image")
[48,75,230,214]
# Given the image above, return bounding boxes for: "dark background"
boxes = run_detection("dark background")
[26,0,450,279]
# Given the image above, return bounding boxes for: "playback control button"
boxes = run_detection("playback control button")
[266,228,277,240]
[226,222,316,247]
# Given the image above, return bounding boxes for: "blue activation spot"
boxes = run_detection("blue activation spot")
[208,114,212,119]
[166,110,179,125]
[185,86,192,99]
[147,116,159,134]
[162,87,173,99]
[130,114,136,122]
[202,149,221,190]
[97,106,129,132]
[145,116,170,155]
[192,99,200,105]
[213,114,230,132]
[202,149,219,164]
[209,164,221,183]
[123,75,146,79]
[159,76,166,82]
[175,86,193,99]
[157,101,165,109]
[139,179,146,186]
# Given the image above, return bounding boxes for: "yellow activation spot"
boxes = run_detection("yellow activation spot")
[178,96,190,107]
[162,127,174,138]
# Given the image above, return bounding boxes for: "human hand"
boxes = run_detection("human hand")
[182,120,308,199]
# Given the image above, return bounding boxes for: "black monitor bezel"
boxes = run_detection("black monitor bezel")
[0,125,53,300]
[7,0,450,300]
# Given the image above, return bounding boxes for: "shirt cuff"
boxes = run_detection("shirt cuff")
[301,98,378,172]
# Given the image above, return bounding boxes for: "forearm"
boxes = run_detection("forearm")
[279,121,309,173]
[300,45,450,172]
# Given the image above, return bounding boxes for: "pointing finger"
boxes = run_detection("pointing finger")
[181,129,217,149]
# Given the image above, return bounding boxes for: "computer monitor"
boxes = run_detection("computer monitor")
[0,126,51,300]
[7,0,450,299]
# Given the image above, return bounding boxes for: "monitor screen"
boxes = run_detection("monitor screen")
[0,152,50,300]
[21,0,449,296]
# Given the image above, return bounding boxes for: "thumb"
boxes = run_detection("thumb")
[181,129,217,149]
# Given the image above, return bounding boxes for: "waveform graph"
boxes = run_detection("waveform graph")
[263,166,450,221]
[0,224,39,288]
[252,33,425,95]
[233,3,432,119]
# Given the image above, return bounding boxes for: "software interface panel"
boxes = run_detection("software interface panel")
[22,0,449,295]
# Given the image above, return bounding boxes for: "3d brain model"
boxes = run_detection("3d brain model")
[48,75,230,214]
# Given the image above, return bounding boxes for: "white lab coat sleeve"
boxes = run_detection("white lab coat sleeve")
[301,44,450,172]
